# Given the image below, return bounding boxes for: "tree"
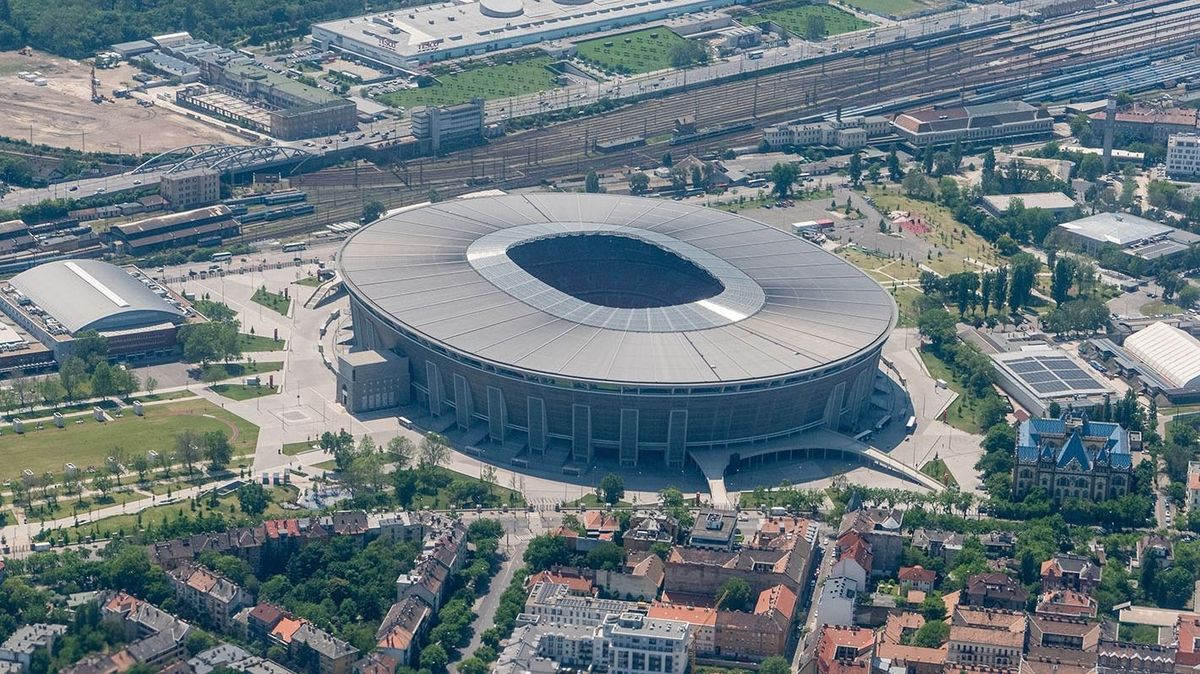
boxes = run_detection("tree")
[91,473,114,499]
[902,171,934,200]
[717,577,752,611]
[920,592,947,621]
[667,40,707,69]
[237,482,270,516]
[598,473,625,505]
[887,146,903,182]
[1155,567,1194,609]
[1008,253,1041,312]
[848,152,862,185]
[629,172,650,196]
[804,12,827,39]
[59,357,88,401]
[909,620,949,647]
[770,162,798,198]
[759,657,791,674]
[584,170,601,193]
[420,643,449,674]
[418,432,450,470]
[1051,257,1075,305]
[661,152,673,168]
[918,309,956,348]
[691,165,704,189]
[524,534,572,571]
[175,429,202,473]
[669,166,688,192]
[203,431,233,471]
[459,658,488,674]
[362,199,386,223]
[867,164,881,184]
[386,436,414,469]
[981,148,996,190]
[585,541,624,571]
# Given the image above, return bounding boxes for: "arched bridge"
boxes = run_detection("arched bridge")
[132,144,313,175]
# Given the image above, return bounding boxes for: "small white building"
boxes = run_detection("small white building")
[1166,133,1200,179]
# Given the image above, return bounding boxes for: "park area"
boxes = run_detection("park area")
[836,247,925,327]
[867,187,1007,278]
[575,28,692,74]
[375,55,561,109]
[745,2,872,39]
[0,398,259,482]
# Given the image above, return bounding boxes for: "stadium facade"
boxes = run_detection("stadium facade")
[336,194,896,469]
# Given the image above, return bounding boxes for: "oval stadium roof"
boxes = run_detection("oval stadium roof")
[337,193,897,386]
[10,260,187,335]
[1124,321,1200,390]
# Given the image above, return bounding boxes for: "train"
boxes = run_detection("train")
[669,121,754,146]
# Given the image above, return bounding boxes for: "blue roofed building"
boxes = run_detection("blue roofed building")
[1012,412,1138,504]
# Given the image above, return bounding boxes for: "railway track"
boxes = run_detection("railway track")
[248,0,1200,243]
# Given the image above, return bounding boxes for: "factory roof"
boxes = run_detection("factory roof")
[338,194,895,386]
[1057,212,1174,247]
[1123,321,1200,390]
[981,192,1076,213]
[8,260,187,335]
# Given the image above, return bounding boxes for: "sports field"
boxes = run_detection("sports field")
[746,2,872,38]
[575,28,691,74]
[376,56,560,108]
[838,0,935,17]
[0,399,259,481]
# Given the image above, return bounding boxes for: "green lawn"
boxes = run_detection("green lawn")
[209,384,278,401]
[237,333,286,352]
[921,457,959,488]
[567,493,632,508]
[746,3,872,38]
[837,0,933,17]
[251,288,291,316]
[1140,300,1184,316]
[376,55,560,109]
[0,399,259,482]
[575,28,691,74]
[200,361,283,382]
[920,349,990,434]
[408,466,526,509]
[314,460,337,471]
[295,276,324,287]
[283,441,318,456]
[136,391,196,404]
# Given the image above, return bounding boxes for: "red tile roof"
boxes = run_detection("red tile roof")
[900,565,936,584]
[525,570,593,596]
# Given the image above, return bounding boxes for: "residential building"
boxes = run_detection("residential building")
[375,596,432,667]
[623,512,679,552]
[963,573,1029,612]
[1028,616,1100,651]
[1096,640,1176,674]
[158,168,221,210]
[946,607,1026,671]
[1088,105,1198,143]
[664,532,814,598]
[167,563,252,630]
[880,613,925,645]
[596,553,664,602]
[830,531,872,587]
[838,507,904,577]
[647,604,717,659]
[980,531,1018,558]
[583,511,621,542]
[814,625,874,674]
[910,529,964,566]
[813,575,859,629]
[290,623,359,674]
[688,510,739,550]
[875,643,947,674]
[712,584,796,662]
[1190,462,1200,513]
[523,582,639,628]
[892,101,1053,147]
[1035,591,1097,619]
[1175,613,1200,669]
[1020,647,1096,674]
[604,612,690,674]
[1167,133,1200,178]
[1135,534,1173,570]
[1041,554,1102,595]
[0,624,67,673]
[411,99,484,153]
[899,566,935,594]
[526,570,594,597]
[1011,413,1135,505]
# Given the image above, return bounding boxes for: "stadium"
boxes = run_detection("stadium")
[336,194,896,470]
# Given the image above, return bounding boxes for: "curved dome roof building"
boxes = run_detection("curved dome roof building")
[10,260,186,334]
[337,194,896,469]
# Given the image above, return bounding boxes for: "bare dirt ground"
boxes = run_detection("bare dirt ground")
[0,50,245,154]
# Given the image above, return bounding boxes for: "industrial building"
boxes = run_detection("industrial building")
[158,168,221,210]
[411,99,485,153]
[980,192,1077,218]
[311,0,737,69]
[1166,133,1200,179]
[336,194,895,470]
[990,348,1113,417]
[892,101,1052,147]
[108,206,241,254]
[1054,212,1200,262]
[0,261,197,361]
[1085,322,1200,404]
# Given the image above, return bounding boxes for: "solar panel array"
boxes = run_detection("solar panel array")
[1001,354,1107,396]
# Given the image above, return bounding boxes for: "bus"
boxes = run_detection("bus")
[747,50,764,60]
[282,241,308,253]
[905,416,917,434]
[211,251,232,262]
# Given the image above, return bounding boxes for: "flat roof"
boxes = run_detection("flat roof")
[338,194,895,385]
[1057,212,1174,247]
[982,192,1075,212]
[992,349,1111,399]
[313,0,732,61]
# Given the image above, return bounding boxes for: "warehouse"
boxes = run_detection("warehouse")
[0,261,197,361]
[311,0,738,69]
[108,206,241,254]
[981,192,1077,218]
[1084,322,1200,404]
[1055,212,1200,261]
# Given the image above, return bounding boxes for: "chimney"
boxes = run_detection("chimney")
[1103,99,1116,171]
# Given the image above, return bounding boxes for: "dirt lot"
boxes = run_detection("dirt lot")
[0,50,245,154]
